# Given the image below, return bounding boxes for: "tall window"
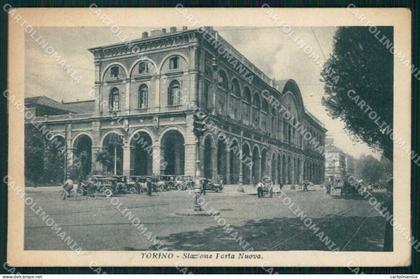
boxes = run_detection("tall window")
[204,81,210,111]
[110,66,119,78]
[138,62,149,74]
[243,87,251,125]
[218,70,228,90]
[253,94,261,128]
[169,56,179,70]
[109,87,120,112]
[168,80,180,105]
[138,84,148,108]
[232,79,240,97]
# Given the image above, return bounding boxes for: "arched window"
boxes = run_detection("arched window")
[203,81,210,111]
[242,87,251,125]
[217,70,228,90]
[169,56,179,70]
[138,62,149,74]
[262,99,269,113]
[232,79,240,97]
[110,66,119,78]
[109,87,120,112]
[253,94,261,108]
[168,80,181,106]
[243,87,251,103]
[138,84,148,108]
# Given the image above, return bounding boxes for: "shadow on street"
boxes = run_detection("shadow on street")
[150,215,386,251]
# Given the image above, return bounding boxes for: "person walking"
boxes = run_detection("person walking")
[303,180,309,192]
[256,180,264,198]
[146,177,153,196]
[61,178,74,200]
[202,178,207,195]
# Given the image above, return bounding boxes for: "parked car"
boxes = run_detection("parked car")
[203,177,223,192]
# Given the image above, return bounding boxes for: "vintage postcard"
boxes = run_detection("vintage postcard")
[6,7,411,267]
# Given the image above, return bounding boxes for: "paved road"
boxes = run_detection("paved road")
[24,186,386,251]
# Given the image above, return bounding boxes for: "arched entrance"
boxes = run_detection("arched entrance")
[252,146,260,183]
[161,130,185,175]
[229,140,240,184]
[101,132,123,175]
[217,138,226,182]
[203,135,214,179]
[130,131,153,176]
[73,134,92,179]
[242,143,251,184]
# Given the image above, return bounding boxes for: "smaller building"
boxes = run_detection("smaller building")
[345,155,355,176]
[324,137,350,182]
[25,96,94,116]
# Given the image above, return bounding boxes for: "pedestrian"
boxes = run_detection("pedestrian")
[303,180,308,192]
[62,178,74,200]
[325,181,331,194]
[256,180,264,198]
[279,182,284,191]
[202,178,207,195]
[86,177,96,198]
[146,177,152,196]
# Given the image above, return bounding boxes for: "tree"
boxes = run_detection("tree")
[355,155,387,186]
[321,27,393,251]
[96,150,114,175]
[25,125,46,185]
[321,27,393,160]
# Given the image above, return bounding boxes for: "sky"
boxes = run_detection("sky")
[25,26,382,159]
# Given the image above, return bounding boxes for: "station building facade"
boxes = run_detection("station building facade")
[25,26,326,185]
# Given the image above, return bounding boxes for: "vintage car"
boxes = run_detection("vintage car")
[203,177,223,192]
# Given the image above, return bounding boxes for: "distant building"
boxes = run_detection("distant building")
[325,137,354,182]
[25,26,326,184]
[345,155,355,176]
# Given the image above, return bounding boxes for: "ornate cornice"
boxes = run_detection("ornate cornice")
[89,31,199,60]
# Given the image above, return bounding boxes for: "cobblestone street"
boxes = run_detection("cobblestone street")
[24,186,387,251]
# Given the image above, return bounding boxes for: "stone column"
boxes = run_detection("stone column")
[185,114,197,177]
[238,150,243,185]
[123,142,131,177]
[125,79,131,113]
[292,158,295,184]
[225,145,231,184]
[300,158,304,183]
[184,142,196,177]
[91,146,101,174]
[152,140,161,175]
[91,120,101,174]
[65,123,73,177]
[211,145,217,179]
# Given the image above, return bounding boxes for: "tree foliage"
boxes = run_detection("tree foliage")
[321,27,393,160]
[355,155,390,186]
[25,125,66,185]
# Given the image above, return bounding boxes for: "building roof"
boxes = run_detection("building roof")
[25,96,76,113]
[25,96,94,114]
[305,109,326,130]
[62,100,95,113]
